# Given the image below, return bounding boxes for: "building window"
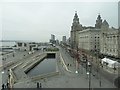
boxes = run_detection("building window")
[113,49,115,52]
[95,45,96,48]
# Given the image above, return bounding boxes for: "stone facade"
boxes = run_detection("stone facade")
[78,14,102,52]
[100,20,120,58]
[70,12,82,49]
[78,29,100,52]
[95,14,102,28]
[70,12,120,59]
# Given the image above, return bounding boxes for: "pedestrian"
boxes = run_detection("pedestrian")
[67,64,69,67]
[37,82,39,88]
[101,65,103,68]
[4,84,7,88]
[6,82,9,88]
[13,53,14,57]
[2,84,5,90]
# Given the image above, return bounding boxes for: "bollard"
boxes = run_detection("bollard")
[37,82,39,88]
[40,83,42,88]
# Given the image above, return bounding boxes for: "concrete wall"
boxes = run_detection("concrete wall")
[24,53,47,74]
[100,28,120,58]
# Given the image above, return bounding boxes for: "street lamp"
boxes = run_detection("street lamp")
[75,70,78,73]
[75,54,79,74]
[87,61,91,90]
[1,71,4,74]
[95,49,102,87]
[75,44,79,74]
[85,55,88,73]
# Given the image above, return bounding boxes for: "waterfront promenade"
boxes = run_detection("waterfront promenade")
[0,46,118,89]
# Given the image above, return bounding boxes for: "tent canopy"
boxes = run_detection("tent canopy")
[101,57,119,68]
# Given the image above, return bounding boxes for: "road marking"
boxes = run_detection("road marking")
[60,53,72,73]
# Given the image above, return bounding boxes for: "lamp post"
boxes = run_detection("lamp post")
[95,49,102,87]
[86,55,88,73]
[75,44,79,74]
[87,61,91,90]
[99,58,102,87]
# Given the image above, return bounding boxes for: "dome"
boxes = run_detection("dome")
[102,20,109,26]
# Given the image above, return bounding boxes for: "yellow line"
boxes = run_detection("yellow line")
[60,53,72,73]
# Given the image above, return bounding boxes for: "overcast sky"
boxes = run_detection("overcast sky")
[1,0,119,42]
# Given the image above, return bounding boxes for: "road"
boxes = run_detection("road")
[59,46,116,88]
[62,46,119,84]
[79,51,119,85]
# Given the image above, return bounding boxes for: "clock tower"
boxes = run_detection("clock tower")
[70,11,82,49]
[95,14,102,28]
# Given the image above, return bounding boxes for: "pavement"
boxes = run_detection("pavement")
[14,47,116,88]
[1,50,43,88]
[0,47,118,88]
[58,47,116,88]
[84,54,119,84]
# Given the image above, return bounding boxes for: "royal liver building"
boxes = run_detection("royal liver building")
[70,12,120,60]
[70,12,82,49]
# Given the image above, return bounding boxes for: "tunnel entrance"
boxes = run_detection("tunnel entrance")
[46,53,56,58]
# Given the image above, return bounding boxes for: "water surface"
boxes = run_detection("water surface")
[27,58,56,77]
